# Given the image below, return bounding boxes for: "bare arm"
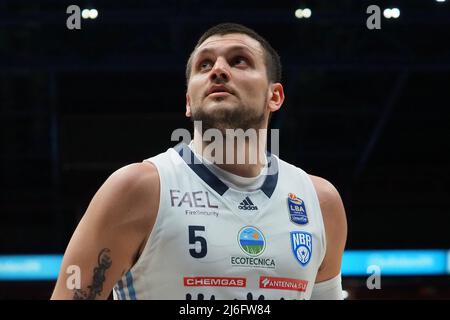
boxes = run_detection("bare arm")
[309,175,347,283]
[51,162,159,299]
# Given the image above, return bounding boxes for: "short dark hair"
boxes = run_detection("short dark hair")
[185,23,282,84]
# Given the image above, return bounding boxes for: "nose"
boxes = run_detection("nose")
[209,57,230,83]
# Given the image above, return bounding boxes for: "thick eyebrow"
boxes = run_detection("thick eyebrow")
[193,45,259,62]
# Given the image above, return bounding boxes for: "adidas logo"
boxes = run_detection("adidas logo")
[238,196,258,211]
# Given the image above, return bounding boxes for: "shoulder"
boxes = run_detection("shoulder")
[308,175,343,214]
[89,161,160,226]
[308,174,346,235]
[108,162,161,255]
[61,162,161,280]
[108,161,159,196]
[308,175,347,281]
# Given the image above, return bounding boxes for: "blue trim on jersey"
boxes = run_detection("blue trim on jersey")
[116,279,126,300]
[175,143,229,195]
[126,271,137,300]
[260,153,278,197]
[174,142,278,198]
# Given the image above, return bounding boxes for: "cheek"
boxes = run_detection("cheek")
[187,81,202,102]
[243,81,268,103]
[189,73,209,91]
[235,72,268,98]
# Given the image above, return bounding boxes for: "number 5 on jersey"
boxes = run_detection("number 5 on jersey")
[188,225,207,258]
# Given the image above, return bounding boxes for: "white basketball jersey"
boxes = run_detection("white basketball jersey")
[113,142,326,300]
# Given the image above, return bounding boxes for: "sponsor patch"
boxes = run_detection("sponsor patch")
[231,226,276,269]
[287,193,308,225]
[184,276,246,288]
[238,226,266,257]
[230,256,276,269]
[290,231,312,267]
[259,276,308,292]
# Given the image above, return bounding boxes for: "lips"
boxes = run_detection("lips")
[206,85,233,97]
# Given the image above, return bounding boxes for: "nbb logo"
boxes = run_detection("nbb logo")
[184,277,246,288]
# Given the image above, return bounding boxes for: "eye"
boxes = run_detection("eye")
[199,59,213,71]
[232,56,249,67]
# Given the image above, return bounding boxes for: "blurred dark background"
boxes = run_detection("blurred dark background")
[1,0,449,299]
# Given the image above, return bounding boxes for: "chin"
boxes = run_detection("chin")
[207,99,238,110]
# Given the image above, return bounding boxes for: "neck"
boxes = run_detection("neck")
[192,126,267,178]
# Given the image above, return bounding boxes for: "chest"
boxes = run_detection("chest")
[159,184,323,282]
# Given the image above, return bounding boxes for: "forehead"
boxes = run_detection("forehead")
[194,33,264,58]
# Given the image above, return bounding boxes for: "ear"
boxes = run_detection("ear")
[185,93,192,117]
[267,83,285,113]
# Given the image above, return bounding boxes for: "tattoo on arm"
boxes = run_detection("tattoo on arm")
[73,248,112,300]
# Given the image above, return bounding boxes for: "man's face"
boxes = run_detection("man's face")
[186,33,271,132]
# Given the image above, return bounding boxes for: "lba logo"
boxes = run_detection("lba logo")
[287,193,308,225]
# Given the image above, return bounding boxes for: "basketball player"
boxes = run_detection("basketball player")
[51,23,347,300]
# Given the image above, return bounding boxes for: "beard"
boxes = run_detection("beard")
[190,99,266,134]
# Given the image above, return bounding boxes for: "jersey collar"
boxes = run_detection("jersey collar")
[174,142,278,197]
